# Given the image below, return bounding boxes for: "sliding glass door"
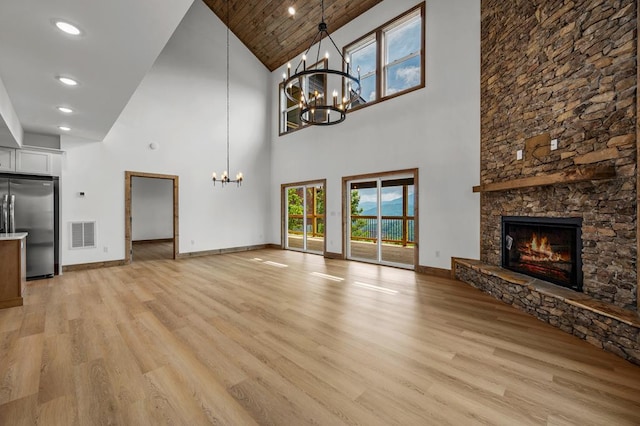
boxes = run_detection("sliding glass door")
[284,182,325,254]
[347,174,415,268]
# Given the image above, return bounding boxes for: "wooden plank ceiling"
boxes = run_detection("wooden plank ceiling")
[201,0,383,71]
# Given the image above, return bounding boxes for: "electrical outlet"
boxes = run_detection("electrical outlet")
[516,150,523,160]
[550,139,558,151]
[103,246,108,253]
[191,240,195,245]
[435,250,440,258]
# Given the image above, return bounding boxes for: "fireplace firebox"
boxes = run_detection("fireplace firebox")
[502,216,582,291]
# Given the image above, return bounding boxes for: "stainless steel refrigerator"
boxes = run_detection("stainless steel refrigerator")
[0,176,57,279]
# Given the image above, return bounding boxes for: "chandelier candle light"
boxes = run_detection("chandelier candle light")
[213,0,243,187]
[282,0,361,125]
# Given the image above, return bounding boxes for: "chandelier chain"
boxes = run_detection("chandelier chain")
[226,0,230,175]
[282,0,361,126]
[212,0,243,186]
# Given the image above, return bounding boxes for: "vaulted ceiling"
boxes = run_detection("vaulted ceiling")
[0,0,383,147]
[202,0,383,71]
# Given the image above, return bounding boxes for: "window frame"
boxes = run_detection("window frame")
[345,34,377,106]
[343,2,425,113]
[279,58,328,136]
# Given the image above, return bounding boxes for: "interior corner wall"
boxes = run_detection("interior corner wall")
[269,0,481,269]
[0,73,23,148]
[59,0,271,266]
[131,177,174,241]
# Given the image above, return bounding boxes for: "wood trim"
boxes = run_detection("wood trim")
[266,244,282,250]
[62,259,127,272]
[414,168,420,268]
[0,239,22,308]
[342,168,419,269]
[342,168,420,183]
[324,252,343,260]
[280,182,286,250]
[173,175,179,260]
[133,238,174,244]
[343,2,426,114]
[0,297,23,309]
[416,265,450,278]
[176,244,269,259]
[125,171,179,264]
[280,179,327,255]
[472,165,616,193]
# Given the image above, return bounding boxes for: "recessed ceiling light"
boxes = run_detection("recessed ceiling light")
[57,106,73,114]
[58,126,71,131]
[54,20,81,36]
[57,76,78,86]
[288,6,296,15]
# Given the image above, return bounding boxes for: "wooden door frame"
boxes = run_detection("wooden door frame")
[125,171,179,263]
[342,168,419,269]
[281,179,327,255]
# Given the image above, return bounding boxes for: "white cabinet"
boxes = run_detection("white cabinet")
[16,149,52,175]
[0,147,15,172]
[0,147,62,176]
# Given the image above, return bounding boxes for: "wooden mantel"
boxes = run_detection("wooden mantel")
[473,164,616,193]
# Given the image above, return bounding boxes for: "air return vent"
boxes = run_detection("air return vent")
[70,221,96,249]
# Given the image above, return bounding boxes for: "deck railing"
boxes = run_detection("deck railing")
[287,214,325,237]
[288,214,415,247]
[351,216,415,246]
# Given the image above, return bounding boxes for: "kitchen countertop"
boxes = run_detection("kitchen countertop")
[0,232,28,241]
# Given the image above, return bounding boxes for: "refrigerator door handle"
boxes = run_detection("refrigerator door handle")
[9,194,15,233]
[0,194,6,233]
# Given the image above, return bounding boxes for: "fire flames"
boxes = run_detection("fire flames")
[520,233,567,262]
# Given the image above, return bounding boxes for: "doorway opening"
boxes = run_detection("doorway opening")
[125,171,179,263]
[344,169,418,269]
[282,180,326,255]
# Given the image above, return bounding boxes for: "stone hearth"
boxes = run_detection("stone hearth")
[453,258,640,365]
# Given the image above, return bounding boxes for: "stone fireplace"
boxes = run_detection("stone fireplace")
[477,0,637,311]
[453,0,640,365]
[502,216,582,291]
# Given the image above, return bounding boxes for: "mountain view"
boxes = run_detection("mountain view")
[353,195,415,243]
[359,196,415,217]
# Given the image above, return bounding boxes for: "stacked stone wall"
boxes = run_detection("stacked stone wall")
[481,0,637,309]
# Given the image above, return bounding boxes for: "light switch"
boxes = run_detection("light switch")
[516,150,523,160]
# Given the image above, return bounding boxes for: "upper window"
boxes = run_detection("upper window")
[279,59,327,135]
[344,3,424,110]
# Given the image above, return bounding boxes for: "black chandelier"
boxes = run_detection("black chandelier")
[282,0,361,125]
[213,0,243,187]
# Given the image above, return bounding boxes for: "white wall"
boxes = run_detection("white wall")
[131,176,173,241]
[270,0,481,269]
[60,1,271,265]
[0,73,23,148]
[24,132,60,149]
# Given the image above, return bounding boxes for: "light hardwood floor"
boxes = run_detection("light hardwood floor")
[288,235,415,266]
[132,240,174,262]
[1,248,639,425]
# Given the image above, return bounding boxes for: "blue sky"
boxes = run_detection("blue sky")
[357,186,415,204]
[349,15,421,100]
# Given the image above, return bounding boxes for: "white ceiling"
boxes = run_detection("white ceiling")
[0,0,194,146]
